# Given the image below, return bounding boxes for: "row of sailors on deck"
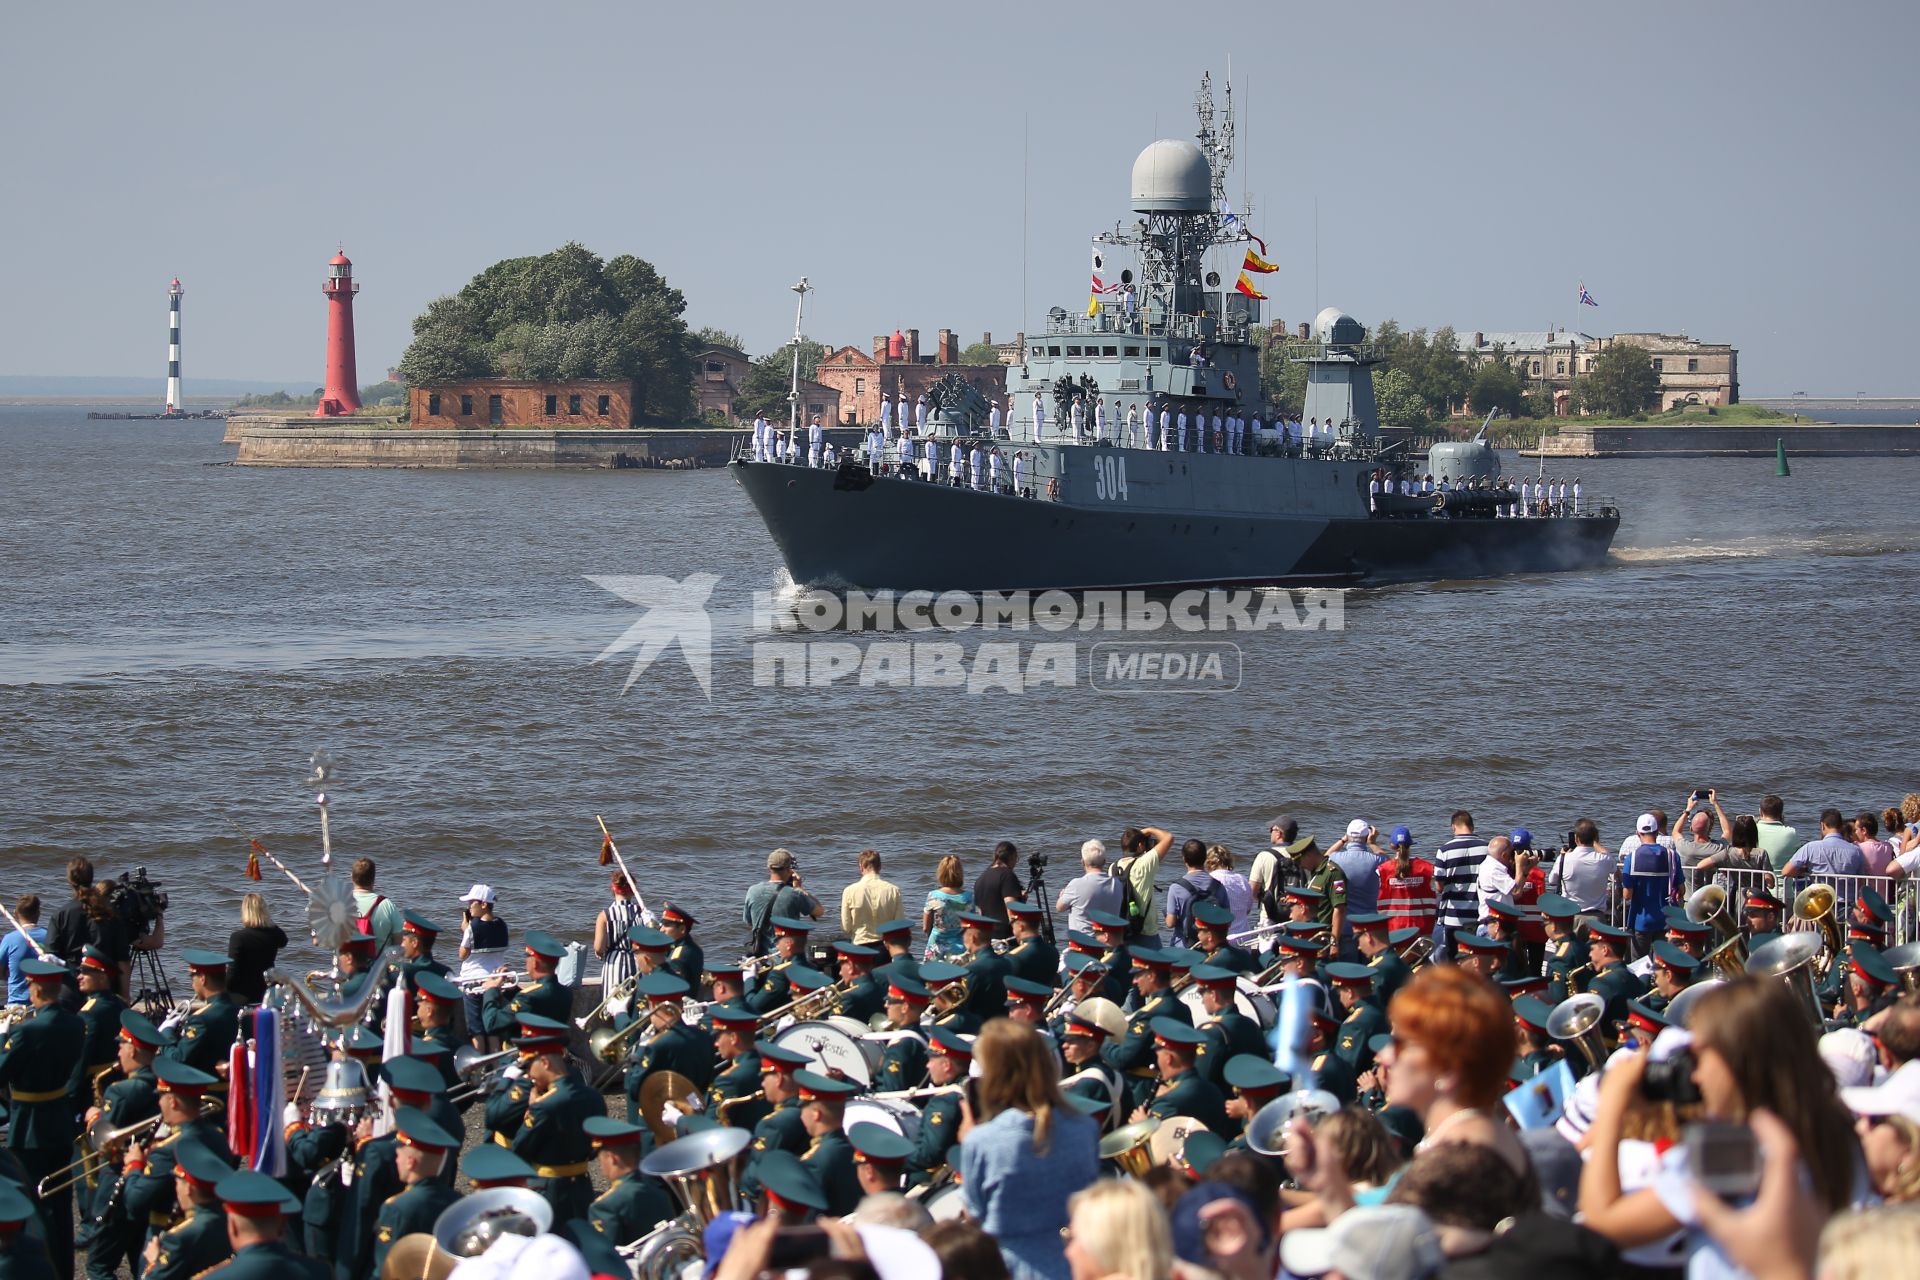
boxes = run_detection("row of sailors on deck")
[1366,471,1586,516]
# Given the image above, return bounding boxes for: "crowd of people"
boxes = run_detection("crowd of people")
[2,792,1919,1280]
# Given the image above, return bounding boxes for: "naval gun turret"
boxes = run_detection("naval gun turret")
[923,372,993,436]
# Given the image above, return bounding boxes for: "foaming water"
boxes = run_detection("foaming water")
[4,406,1920,973]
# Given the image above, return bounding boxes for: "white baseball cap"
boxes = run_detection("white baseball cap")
[1820,1029,1879,1090]
[1346,819,1371,838]
[459,884,496,904]
[1842,1059,1920,1123]
[1636,813,1660,834]
[1280,1205,1443,1280]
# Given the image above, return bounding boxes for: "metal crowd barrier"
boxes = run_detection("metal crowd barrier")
[1595,863,1917,947]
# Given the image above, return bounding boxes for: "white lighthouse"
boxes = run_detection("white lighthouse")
[165,278,183,414]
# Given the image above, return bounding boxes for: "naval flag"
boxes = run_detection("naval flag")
[1089,246,1121,316]
[1578,282,1599,307]
[1242,247,1278,275]
[1234,272,1268,300]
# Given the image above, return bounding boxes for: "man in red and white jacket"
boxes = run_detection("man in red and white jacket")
[1375,826,1438,937]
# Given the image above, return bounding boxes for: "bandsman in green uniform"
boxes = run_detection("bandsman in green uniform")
[139,1139,232,1280]
[120,1060,230,1260]
[1585,923,1649,1034]
[1646,940,1700,1015]
[1188,965,1266,1087]
[159,950,241,1087]
[792,1071,861,1217]
[482,1016,547,1142]
[70,947,128,1111]
[1101,947,1190,1112]
[82,1008,167,1280]
[1296,846,1349,937]
[410,973,465,1094]
[197,1170,323,1280]
[462,1144,536,1190]
[336,1065,407,1280]
[702,963,748,1021]
[849,1122,914,1199]
[872,919,919,986]
[1662,911,1711,962]
[1536,895,1586,1004]
[755,1151,826,1225]
[957,912,1012,1019]
[286,1103,349,1264]
[906,1028,969,1187]
[623,972,718,1124]
[658,904,705,990]
[579,1117,673,1246]
[831,942,886,1025]
[1137,1019,1231,1139]
[1085,913,1135,1007]
[1221,1055,1288,1152]
[1002,975,1053,1030]
[1621,1002,1670,1053]
[367,1109,461,1280]
[481,931,572,1037]
[1833,944,1900,1031]
[332,936,381,1005]
[1356,1035,1394,1112]
[624,925,672,987]
[1499,974,1551,1006]
[745,918,811,1015]
[739,1042,811,1203]
[1301,1004,1356,1105]
[705,1003,770,1130]
[508,1018,606,1221]
[1511,997,1558,1080]
[1483,900,1534,983]
[919,963,981,1037]
[393,911,451,990]
[1268,934,1327,992]
[1349,915,1409,1008]
[1855,886,1895,940]
[1058,1008,1121,1125]
[1047,954,1109,1042]
[0,1181,56,1280]
[783,964,837,1021]
[1,959,87,1279]
[1326,964,1386,1076]
[873,979,930,1092]
[1192,903,1256,976]
[1002,901,1058,985]
[382,1058,462,1185]
[1742,891,1785,955]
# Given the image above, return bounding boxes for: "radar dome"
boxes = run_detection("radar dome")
[1130,140,1212,214]
[1313,307,1366,346]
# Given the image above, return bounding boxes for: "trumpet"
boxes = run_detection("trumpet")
[590,1012,672,1066]
[924,979,971,1021]
[715,1090,766,1121]
[755,981,848,1029]
[455,970,521,993]
[575,974,637,1030]
[865,1084,964,1103]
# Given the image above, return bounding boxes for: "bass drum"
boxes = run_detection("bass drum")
[844,1097,922,1145]
[773,1020,883,1087]
[1180,977,1277,1030]
[922,1182,968,1222]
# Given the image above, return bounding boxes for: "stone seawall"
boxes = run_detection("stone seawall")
[1528,424,1920,459]
[231,422,753,468]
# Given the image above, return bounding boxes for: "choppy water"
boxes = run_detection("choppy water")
[3,405,1916,977]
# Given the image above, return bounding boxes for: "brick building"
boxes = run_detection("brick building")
[694,344,752,419]
[1588,332,1739,409]
[409,378,636,428]
[811,327,1008,425]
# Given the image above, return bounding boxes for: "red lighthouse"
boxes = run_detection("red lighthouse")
[316,249,362,416]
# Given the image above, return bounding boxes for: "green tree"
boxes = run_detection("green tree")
[1257,327,1309,417]
[959,341,1003,366]
[1468,358,1523,419]
[1373,368,1429,431]
[734,340,827,423]
[397,242,696,420]
[1578,342,1658,417]
[692,326,745,351]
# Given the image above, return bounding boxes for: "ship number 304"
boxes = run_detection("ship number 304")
[1093,454,1130,502]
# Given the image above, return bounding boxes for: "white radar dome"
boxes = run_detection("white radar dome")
[1130,140,1212,214]
[1314,307,1366,346]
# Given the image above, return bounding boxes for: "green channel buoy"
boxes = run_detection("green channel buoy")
[1775,438,1790,477]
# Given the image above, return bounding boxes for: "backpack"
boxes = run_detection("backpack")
[1170,871,1229,945]
[1255,846,1296,927]
[1109,857,1147,939]
[354,893,385,937]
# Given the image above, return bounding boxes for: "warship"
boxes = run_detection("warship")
[733,76,1619,593]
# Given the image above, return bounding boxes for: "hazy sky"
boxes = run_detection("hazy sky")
[4,2,1914,395]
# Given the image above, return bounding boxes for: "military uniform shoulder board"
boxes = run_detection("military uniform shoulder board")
[1312,1053,1328,1069]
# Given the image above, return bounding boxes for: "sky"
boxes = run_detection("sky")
[3,2,1914,396]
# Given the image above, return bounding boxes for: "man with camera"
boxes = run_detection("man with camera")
[1674,789,1734,869]
[1547,819,1613,914]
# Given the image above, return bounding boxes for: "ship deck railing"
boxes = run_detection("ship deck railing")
[1041,310,1253,347]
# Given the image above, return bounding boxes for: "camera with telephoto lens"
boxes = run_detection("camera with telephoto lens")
[1640,1049,1702,1106]
[1028,851,1049,869]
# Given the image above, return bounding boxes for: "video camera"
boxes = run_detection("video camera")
[108,866,169,941]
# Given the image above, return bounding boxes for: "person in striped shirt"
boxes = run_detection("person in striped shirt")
[1432,810,1490,956]
[1374,826,1438,936]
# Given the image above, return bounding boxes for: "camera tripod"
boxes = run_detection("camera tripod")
[1024,857,1057,945]
[130,948,176,1018]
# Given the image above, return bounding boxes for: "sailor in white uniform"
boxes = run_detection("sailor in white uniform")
[1572,477,1582,515]
[1368,473,1382,513]
[1125,403,1140,449]
[1011,450,1027,495]
[914,395,928,434]
[988,447,1003,492]
[1209,412,1222,455]
[807,417,823,468]
[1097,399,1112,444]
[969,444,984,490]
[1158,406,1172,450]
[989,399,1003,437]
[879,393,895,439]
[1032,392,1047,441]
[949,441,963,485]
[1069,397,1085,444]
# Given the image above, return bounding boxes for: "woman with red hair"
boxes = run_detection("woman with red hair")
[1381,964,1529,1176]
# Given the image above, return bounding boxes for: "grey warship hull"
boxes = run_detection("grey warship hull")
[733,445,1618,592]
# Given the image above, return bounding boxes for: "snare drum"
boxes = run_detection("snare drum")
[922,1183,967,1221]
[843,1097,922,1145]
[773,1020,883,1087]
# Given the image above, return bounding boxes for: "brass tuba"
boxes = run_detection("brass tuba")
[1746,931,1827,1029]
[1245,1089,1343,1158]
[1098,1117,1161,1177]
[1686,884,1739,949]
[624,1127,753,1280]
[1546,993,1609,1074]
[1885,940,1920,996]
[1792,884,1845,976]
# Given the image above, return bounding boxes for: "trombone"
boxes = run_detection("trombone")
[38,1099,225,1198]
[575,974,638,1030]
[754,981,848,1029]
[446,1047,520,1106]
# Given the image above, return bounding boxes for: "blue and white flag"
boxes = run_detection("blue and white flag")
[1220,199,1240,235]
[1578,282,1598,307]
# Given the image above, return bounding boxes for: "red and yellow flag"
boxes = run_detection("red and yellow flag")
[599,833,615,867]
[1242,248,1278,275]
[1234,272,1268,300]
[246,839,265,882]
